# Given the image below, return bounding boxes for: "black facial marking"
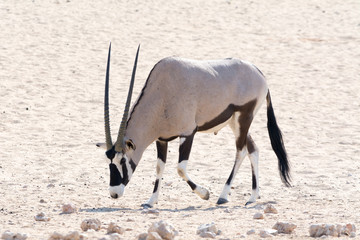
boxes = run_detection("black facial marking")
[106,146,116,160]
[153,179,159,193]
[129,159,137,172]
[109,163,121,186]
[122,163,129,186]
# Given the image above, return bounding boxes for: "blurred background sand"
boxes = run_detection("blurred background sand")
[0,0,359,239]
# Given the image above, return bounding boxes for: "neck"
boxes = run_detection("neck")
[125,118,159,165]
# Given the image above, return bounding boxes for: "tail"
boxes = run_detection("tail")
[266,90,291,187]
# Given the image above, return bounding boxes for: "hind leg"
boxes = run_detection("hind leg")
[245,135,261,205]
[217,146,247,204]
[217,111,253,204]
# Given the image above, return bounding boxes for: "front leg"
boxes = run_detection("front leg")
[142,140,167,208]
[177,132,210,200]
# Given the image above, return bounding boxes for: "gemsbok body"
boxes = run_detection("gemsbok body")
[97,44,291,208]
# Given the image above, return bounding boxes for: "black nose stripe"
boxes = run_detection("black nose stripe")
[109,163,121,186]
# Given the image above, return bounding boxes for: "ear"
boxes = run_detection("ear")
[125,139,136,151]
[96,143,107,149]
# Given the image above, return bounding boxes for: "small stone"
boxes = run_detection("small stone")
[137,233,147,240]
[247,229,255,235]
[80,218,101,231]
[64,231,85,240]
[199,231,216,238]
[35,212,50,221]
[273,222,297,234]
[148,220,178,240]
[40,199,46,203]
[147,231,162,240]
[197,222,219,237]
[259,230,273,238]
[350,232,356,238]
[62,203,77,214]
[48,232,63,240]
[264,204,278,214]
[265,229,278,236]
[342,223,356,236]
[107,222,125,234]
[224,208,232,213]
[309,224,341,237]
[1,231,28,240]
[253,212,264,219]
[47,184,55,188]
[164,181,173,186]
[107,233,121,240]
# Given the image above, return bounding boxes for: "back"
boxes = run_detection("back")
[151,57,268,129]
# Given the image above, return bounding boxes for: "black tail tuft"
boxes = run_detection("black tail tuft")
[266,91,291,187]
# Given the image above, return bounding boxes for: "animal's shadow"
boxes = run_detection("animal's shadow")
[79,201,276,213]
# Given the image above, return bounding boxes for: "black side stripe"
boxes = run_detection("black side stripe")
[129,159,137,172]
[122,163,129,185]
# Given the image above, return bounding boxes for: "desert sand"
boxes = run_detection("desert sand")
[1,0,360,239]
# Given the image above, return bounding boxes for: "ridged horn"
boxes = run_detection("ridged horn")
[104,42,113,151]
[115,45,140,152]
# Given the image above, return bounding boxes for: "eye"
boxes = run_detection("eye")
[120,158,126,165]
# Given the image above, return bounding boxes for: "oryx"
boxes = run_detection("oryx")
[97,44,290,208]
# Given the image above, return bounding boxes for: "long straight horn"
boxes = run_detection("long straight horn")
[104,43,113,151]
[115,45,140,152]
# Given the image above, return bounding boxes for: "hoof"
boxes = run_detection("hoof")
[216,198,229,205]
[200,190,210,200]
[141,203,152,209]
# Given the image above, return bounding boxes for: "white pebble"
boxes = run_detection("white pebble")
[197,222,220,238]
[80,218,101,231]
[1,231,27,240]
[147,231,162,240]
[148,220,178,240]
[264,204,278,214]
[199,231,216,238]
[253,212,264,219]
[34,212,50,221]
[107,222,125,234]
[259,230,273,238]
[61,203,77,214]
[48,231,86,240]
[273,222,297,234]
[137,233,148,240]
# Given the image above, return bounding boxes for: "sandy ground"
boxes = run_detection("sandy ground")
[1,0,360,239]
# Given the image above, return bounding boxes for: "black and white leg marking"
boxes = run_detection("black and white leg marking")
[142,140,168,208]
[245,135,261,205]
[217,106,254,204]
[178,131,210,200]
